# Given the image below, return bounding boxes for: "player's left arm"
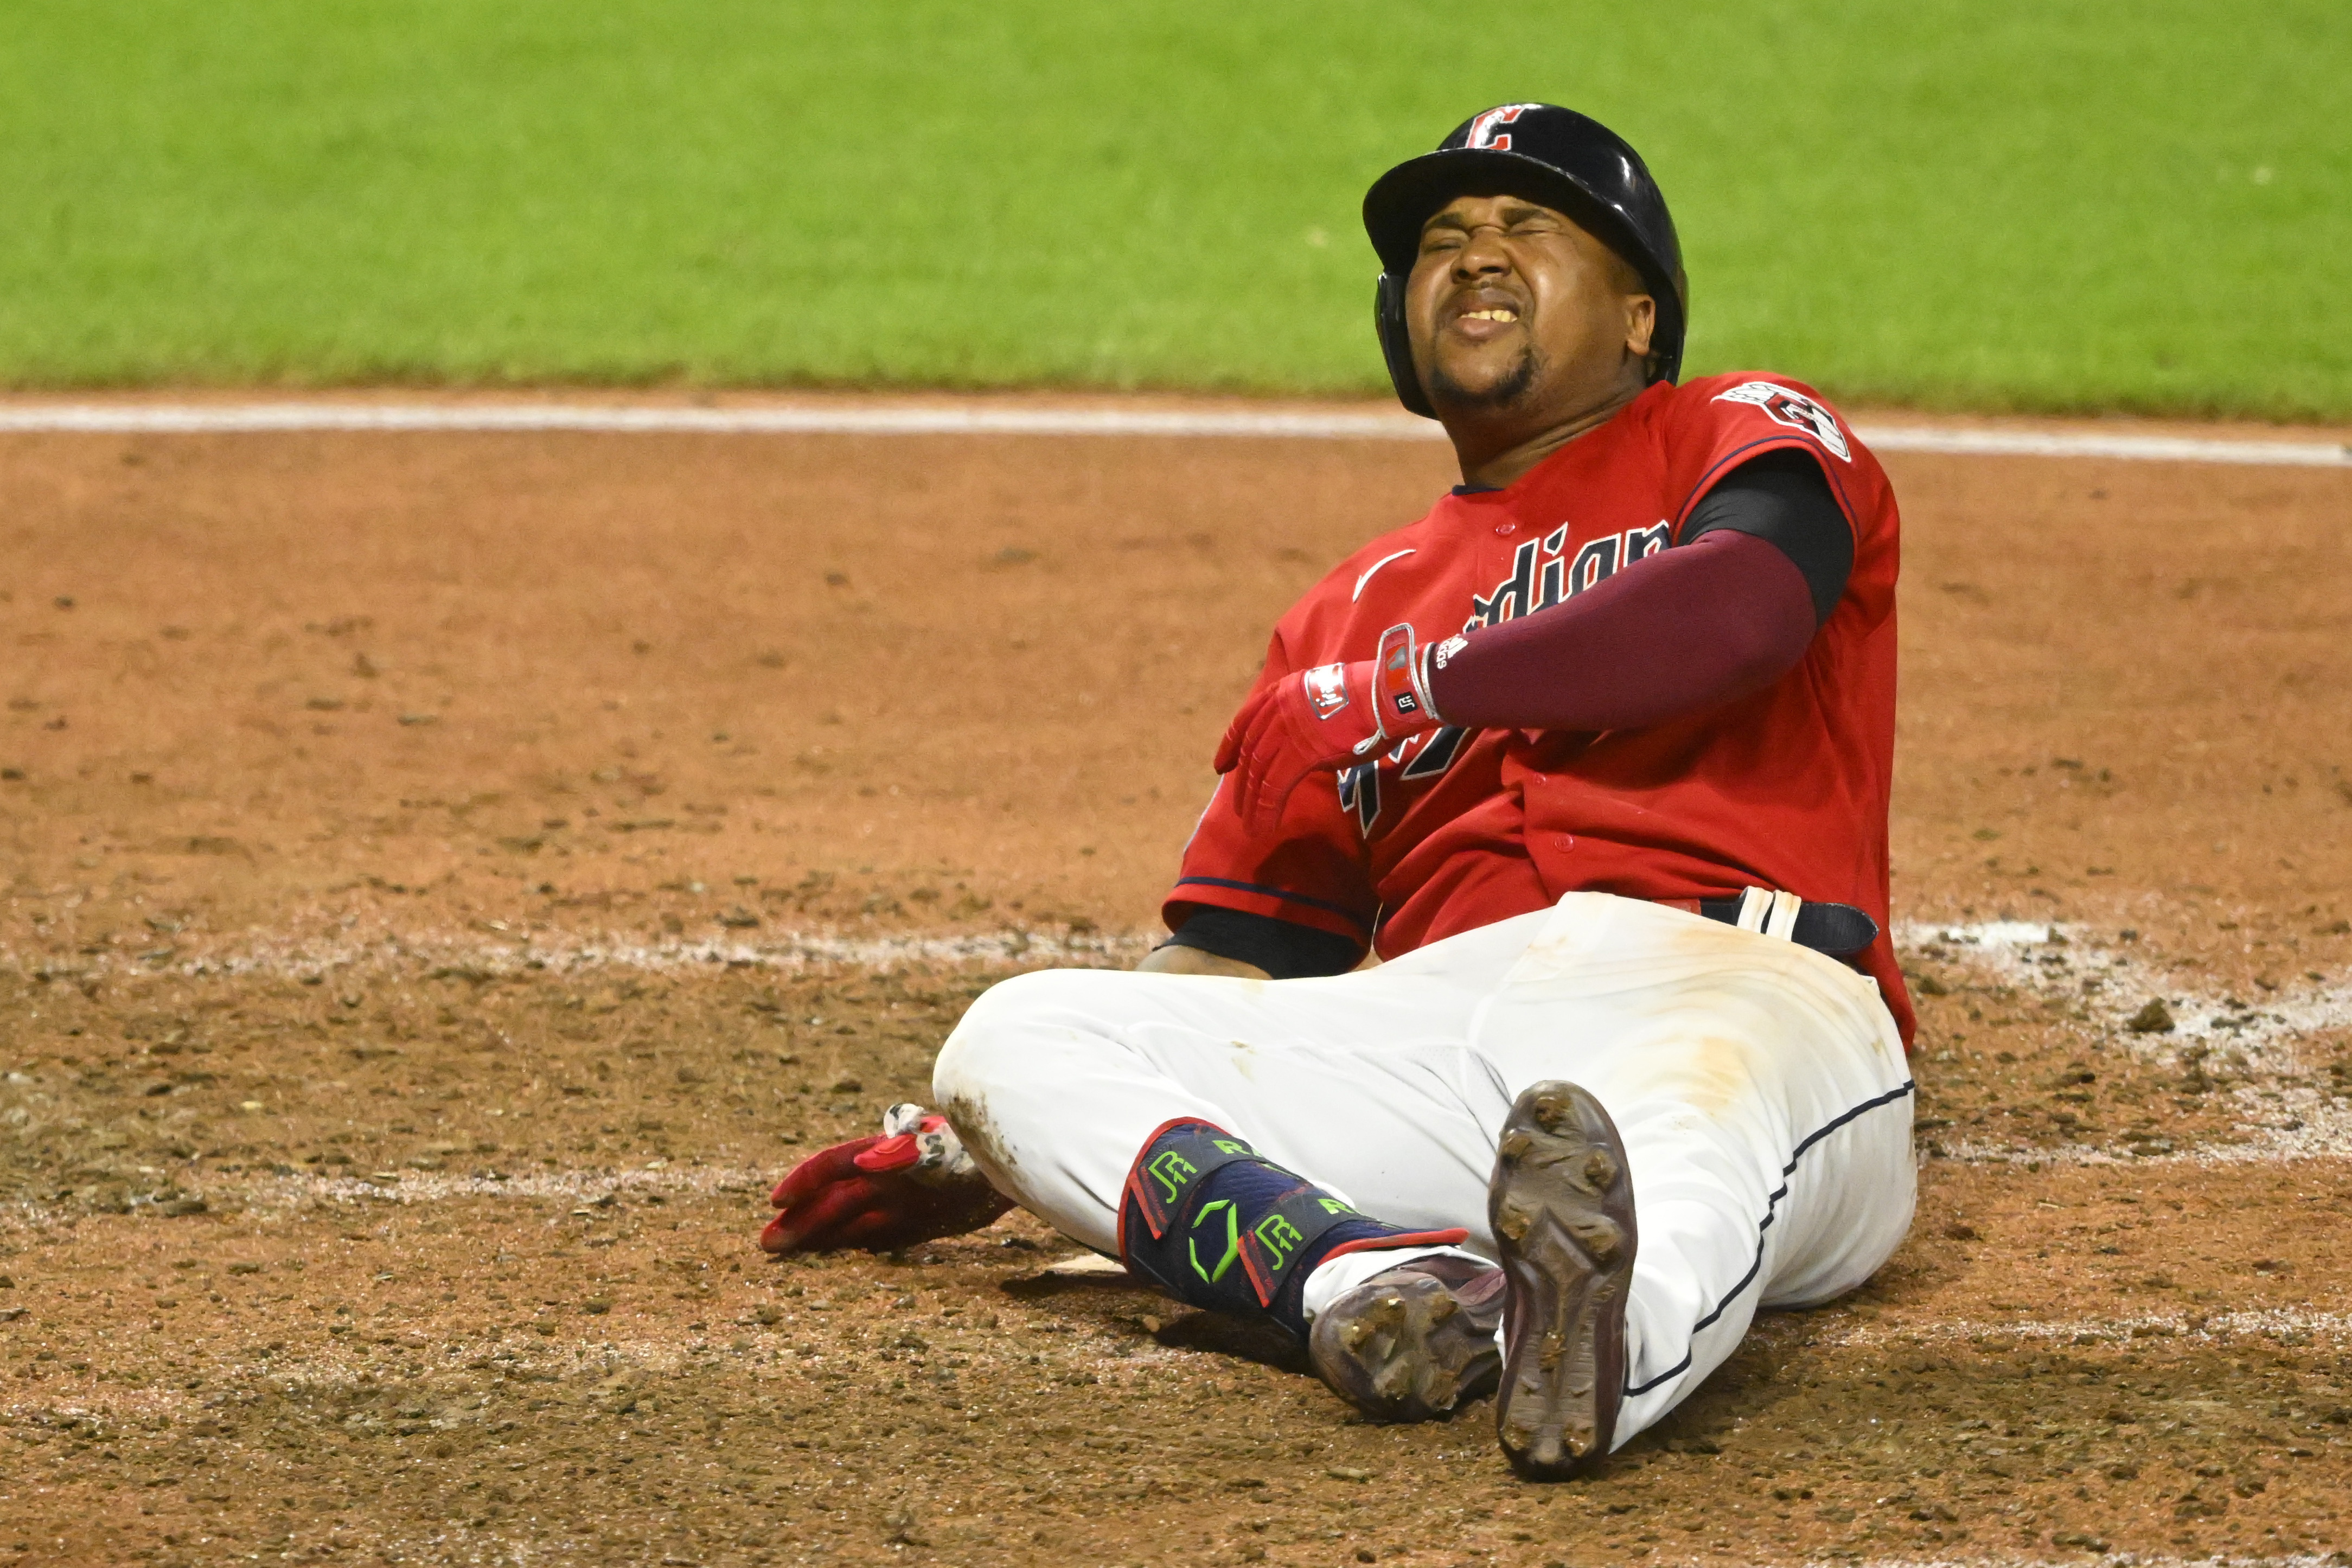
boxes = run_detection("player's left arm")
[1216,452,1849,829]
[1424,447,1848,732]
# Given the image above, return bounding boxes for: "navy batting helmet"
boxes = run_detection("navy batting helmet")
[1362,104,1688,418]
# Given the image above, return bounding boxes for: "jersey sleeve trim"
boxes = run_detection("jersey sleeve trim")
[1671,434,1863,553]
[1168,875,1374,931]
[1163,906,1364,979]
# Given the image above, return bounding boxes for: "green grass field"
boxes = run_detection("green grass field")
[3,2,2344,416]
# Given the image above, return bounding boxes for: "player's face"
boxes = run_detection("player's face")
[1406,194,1656,419]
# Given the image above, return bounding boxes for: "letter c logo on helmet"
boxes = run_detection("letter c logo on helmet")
[1463,104,1540,152]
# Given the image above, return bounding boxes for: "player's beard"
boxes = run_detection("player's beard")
[1428,339,1545,413]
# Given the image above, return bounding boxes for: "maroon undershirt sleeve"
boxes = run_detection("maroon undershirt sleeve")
[1424,528,1817,733]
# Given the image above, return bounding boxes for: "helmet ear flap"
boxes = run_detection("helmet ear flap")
[1375,272,1435,419]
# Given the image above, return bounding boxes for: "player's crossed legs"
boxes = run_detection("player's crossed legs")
[776,895,1916,1478]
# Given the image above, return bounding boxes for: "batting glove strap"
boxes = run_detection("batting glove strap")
[1353,623,1445,757]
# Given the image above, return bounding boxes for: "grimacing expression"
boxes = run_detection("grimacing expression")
[1405,193,1657,415]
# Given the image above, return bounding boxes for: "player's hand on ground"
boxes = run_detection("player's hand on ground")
[759,1136,1010,1254]
[759,1104,1014,1255]
[1216,625,1445,835]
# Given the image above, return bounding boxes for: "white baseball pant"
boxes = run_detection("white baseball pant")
[932,891,1915,1445]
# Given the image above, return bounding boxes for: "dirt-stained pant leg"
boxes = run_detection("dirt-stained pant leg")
[932,893,1915,1450]
[1467,895,1916,1445]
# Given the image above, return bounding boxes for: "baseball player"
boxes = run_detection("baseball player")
[763,104,1915,1480]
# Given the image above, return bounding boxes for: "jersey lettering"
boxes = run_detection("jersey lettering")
[1399,724,1468,780]
[1335,725,1472,837]
[1569,536,1618,595]
[1466,523,1666,632]
[1337,761,1379,835]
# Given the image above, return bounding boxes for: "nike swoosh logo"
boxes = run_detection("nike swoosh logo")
[1352,549,1416,601]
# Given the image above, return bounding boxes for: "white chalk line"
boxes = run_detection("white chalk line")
[98,1160,763,1209]
[1900,921,2352,1167]
[0,400,2345,466]
[3,924,1152,983]
[1900,920,2352,1050]
[1791,1305,2352,1354]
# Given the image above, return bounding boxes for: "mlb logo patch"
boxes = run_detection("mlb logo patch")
[1714,381,1852,462]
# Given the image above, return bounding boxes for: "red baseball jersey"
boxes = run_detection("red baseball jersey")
[1166,372,1913,1046]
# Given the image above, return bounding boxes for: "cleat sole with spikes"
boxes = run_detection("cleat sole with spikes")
[1307,1255,1504,1423]
[1490,1079,1637,1481]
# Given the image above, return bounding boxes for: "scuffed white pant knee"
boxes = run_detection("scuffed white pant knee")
[929,966,1129,1219]
[931,967,1090,1120]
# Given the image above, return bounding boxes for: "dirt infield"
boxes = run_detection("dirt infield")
[2,409,2350,1566]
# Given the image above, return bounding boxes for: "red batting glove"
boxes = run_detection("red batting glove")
[759,1109,1014,1256]
[1215,623,1448,835]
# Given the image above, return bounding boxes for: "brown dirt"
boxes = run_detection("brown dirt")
[2,414,2350,1566]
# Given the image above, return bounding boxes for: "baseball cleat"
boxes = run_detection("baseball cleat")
[1489,1080,1637,1481]
[1307,1253,1504,1422]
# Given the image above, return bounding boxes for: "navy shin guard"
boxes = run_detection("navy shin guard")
[1116,1119,1467,1342]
